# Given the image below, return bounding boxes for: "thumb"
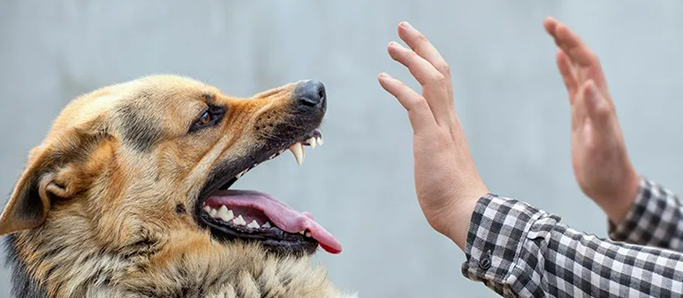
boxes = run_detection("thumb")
[582,80,612,125]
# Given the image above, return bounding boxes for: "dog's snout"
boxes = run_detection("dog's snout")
[295,80,326,108]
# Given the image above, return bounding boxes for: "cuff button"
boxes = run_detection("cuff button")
[478,251,492,270]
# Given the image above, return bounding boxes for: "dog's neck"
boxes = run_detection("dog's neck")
[5,227,354,298]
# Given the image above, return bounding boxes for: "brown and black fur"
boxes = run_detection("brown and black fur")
[0,76,355,298]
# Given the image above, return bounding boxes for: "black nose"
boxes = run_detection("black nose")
[295,80,326,108]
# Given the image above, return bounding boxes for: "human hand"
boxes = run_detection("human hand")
[544,18,639,224]
[378,22,488,249]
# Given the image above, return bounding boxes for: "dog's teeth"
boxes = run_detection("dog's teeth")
[299,231,305,235]
[307,137,317,149]
[209,208,218,218]
[270,153,277,159]
[288,142,305,165]
[218,206,234,222]
[247,220,260,229]
[316,136,323,146]
[262,222,271,228]
[236,170,246,179]
[203,205,211,214]
[305,231,311,237]
[233,215,246,225]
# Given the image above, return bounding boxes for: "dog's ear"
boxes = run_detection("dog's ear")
[0,126,107,235]
[0,145,59,235]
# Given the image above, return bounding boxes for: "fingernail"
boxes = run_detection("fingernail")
[401,21,413,29]
[388,41,398,48]
[379,73,388,79]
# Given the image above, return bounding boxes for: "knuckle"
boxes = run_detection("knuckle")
[595,104,612,117]
[415,33,429,44]
[412,97,429,109]
[434,73,448,84]
[408,50,420,60]
[437,62,451,74]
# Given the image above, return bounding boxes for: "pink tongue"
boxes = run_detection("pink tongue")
[208,190,342,254]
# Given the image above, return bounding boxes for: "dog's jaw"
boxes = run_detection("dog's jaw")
[6,227,355,298]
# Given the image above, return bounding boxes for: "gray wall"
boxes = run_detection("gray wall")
[1,1,682,297]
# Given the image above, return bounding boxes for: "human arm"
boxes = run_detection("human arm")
[379,20,683,297]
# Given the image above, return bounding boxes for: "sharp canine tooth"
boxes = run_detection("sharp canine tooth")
[305,231,311,237]
[299,231,305,235]
[316,136,323,146]
[218,206,234,222]
[307,137,317,149]
[209,208,218,218]
[203,206,211,213]
[247,220,260,229]
[288,142,305,165]
[262,222,271,228]
[236,171,245,179]
[233,215,246,225]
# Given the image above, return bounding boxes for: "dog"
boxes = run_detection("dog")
[0,75,356,298]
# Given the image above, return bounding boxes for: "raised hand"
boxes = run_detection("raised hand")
[544,18,640,224]
[378,22,488,249]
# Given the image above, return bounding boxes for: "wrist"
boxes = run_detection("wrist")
[602,169,640,225]
[439,188,488,251]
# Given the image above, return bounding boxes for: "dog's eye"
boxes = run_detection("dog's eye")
[189,105,225,133]
[198,111,211,125]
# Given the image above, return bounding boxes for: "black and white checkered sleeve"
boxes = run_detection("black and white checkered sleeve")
[462,194,683,297]
[609,178,683,252]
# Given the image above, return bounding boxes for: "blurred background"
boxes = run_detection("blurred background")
[2,1,683,297]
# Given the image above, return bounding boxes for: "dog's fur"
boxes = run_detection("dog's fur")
[1,76,354,298]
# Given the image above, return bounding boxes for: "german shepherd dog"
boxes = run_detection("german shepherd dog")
[0,76,356,297]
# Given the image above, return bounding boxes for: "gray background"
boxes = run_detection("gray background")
[1,1,682,297]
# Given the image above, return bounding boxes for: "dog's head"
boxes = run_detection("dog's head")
[0,75,341,259]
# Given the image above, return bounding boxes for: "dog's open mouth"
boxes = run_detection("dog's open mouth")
[197,130,342,255]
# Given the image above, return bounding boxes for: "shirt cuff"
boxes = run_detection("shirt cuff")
[461,194,558,287]
[609,177,681,247]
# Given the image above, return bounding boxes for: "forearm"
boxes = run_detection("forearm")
[462,194,683,297]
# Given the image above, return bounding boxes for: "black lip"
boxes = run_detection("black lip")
[194,129,323,255]
[201,212,318,256]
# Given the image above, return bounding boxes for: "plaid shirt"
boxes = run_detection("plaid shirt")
[462,178,683,297]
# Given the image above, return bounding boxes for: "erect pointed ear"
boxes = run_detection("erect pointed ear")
[0,142,86,235]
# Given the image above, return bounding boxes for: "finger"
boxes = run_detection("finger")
[388,41,445,88]
[581,80,612,125]
[555,24,608,92]
[543,17,560,37]
[553,23,601,70]
[397,22,451,80]
[545,18,608,90]
[556,50,579,102]
[387,42,452,123]
[397,21,454,109]
[570,86,588,132]
[378,72,437,131]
